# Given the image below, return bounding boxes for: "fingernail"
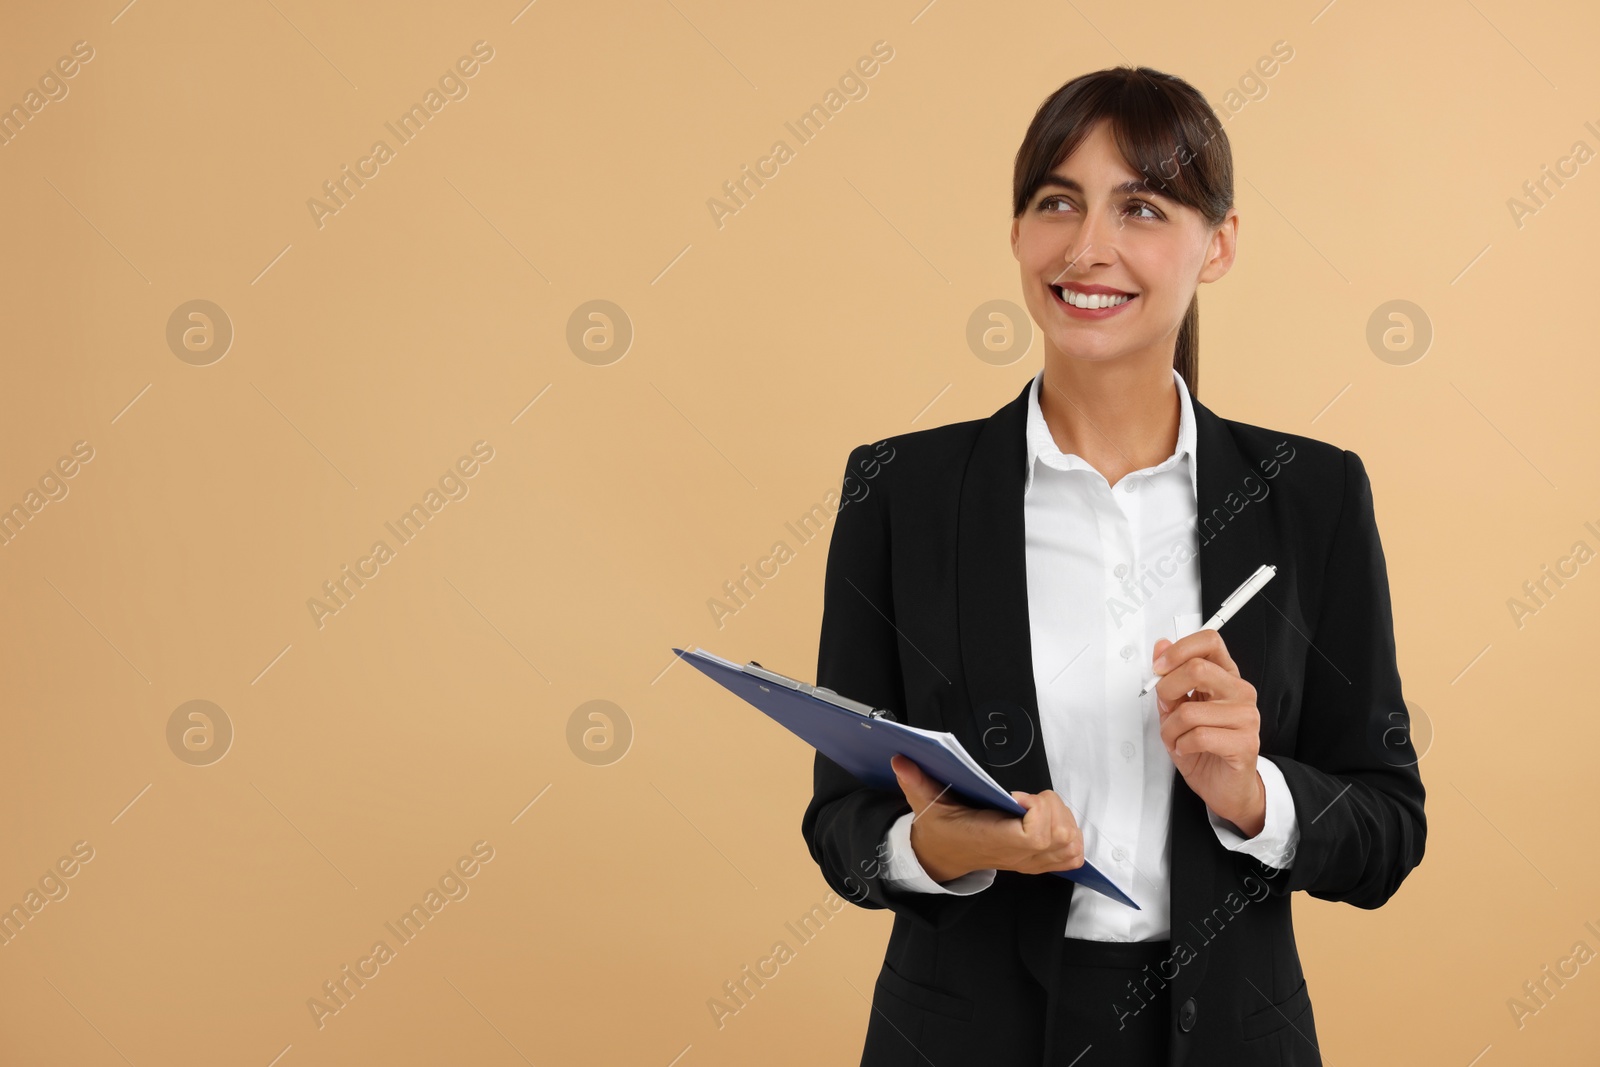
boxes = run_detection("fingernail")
[1153,655,1167,673]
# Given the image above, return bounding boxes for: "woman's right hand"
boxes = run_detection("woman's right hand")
[890,753,1085,882]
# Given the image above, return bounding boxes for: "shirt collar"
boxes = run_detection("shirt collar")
[1023,366,1198,500]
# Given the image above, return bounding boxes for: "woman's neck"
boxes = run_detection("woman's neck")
[1037,355,1181,486]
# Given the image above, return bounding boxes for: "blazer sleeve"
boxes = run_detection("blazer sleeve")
[799,442,986,932]
[1258,448,1427,907]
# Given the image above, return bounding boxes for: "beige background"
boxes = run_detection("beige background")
[0,0,1595,1063]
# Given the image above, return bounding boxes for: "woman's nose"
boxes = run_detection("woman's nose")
[1063,207,1121,270]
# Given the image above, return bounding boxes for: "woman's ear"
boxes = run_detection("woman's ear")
[1198,207,1239,284]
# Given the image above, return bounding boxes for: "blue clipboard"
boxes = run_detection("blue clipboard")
[673,646,1138,909]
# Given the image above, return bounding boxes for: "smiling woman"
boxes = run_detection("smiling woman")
[803,65,1425,1067]
[1009,69,1236,405]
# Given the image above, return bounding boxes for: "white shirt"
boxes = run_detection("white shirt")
[880,367,1299,941]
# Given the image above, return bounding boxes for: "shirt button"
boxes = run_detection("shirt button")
[1113,563,1128,578]
[1112,847,1127,862]
[1120,644,1134,659]
[1121,741,1135,759]
[1123,480,1138,493]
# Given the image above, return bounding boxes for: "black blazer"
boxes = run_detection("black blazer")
[800,376,1427,1067]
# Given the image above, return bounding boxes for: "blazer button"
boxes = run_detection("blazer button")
[1179,997,1197,1032]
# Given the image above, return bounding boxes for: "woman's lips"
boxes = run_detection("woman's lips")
[1051,284,1137,319]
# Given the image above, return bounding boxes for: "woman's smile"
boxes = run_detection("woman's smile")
[1049,281,1139,319]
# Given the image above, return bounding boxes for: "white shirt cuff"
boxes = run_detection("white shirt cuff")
[1207,756,1300,869]
[879,811,998,895]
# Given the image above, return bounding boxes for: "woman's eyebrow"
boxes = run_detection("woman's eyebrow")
[1037,174,1169,200]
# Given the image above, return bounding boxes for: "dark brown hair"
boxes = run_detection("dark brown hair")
[1013,66,1233,399]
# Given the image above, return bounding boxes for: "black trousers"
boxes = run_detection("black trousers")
[1049,937,1171,1066]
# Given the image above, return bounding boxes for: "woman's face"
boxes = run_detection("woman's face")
[1010,119,1236,369]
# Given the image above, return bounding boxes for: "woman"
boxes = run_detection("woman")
[800,66,1426,1067]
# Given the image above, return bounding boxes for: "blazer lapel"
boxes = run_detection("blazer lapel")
[954,377,1066,994]
[955,374,1273,1004]
[1171,390,1269,1004]
[955,378,1055,800]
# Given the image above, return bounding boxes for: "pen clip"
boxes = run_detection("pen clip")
[1217,564,1274,614]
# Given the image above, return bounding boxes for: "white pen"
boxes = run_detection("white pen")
[1137,563,1277,697]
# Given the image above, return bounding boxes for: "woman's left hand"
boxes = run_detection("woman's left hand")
[1151,629,1266,838]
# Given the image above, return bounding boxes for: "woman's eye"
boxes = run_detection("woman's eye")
[1037,195,1161,220]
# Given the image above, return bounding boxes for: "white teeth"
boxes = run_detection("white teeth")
[1056,287,1131,309]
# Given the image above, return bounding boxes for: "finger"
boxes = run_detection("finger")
[890,753,915,787]
[1152,628,1239,680]
[1155,685,1198,720]
[1017,791,1057,842]
[1047,797,1082,853]
[1205,630,1240,677]
[1149,638,1173,696]
[1036,790,1077,848]
[1160,697,1251,738]
[891,755,936,808]
[1161,702,1257,755]
[1155,685,1187,720]
[1168,722,1256,759]
[1154,655,1246,709]
[1039,789,1074,825]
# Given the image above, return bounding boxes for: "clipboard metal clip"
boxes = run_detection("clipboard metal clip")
[744,661,898,722]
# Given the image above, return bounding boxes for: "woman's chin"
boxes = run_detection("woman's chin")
[1046,335,1139,364]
